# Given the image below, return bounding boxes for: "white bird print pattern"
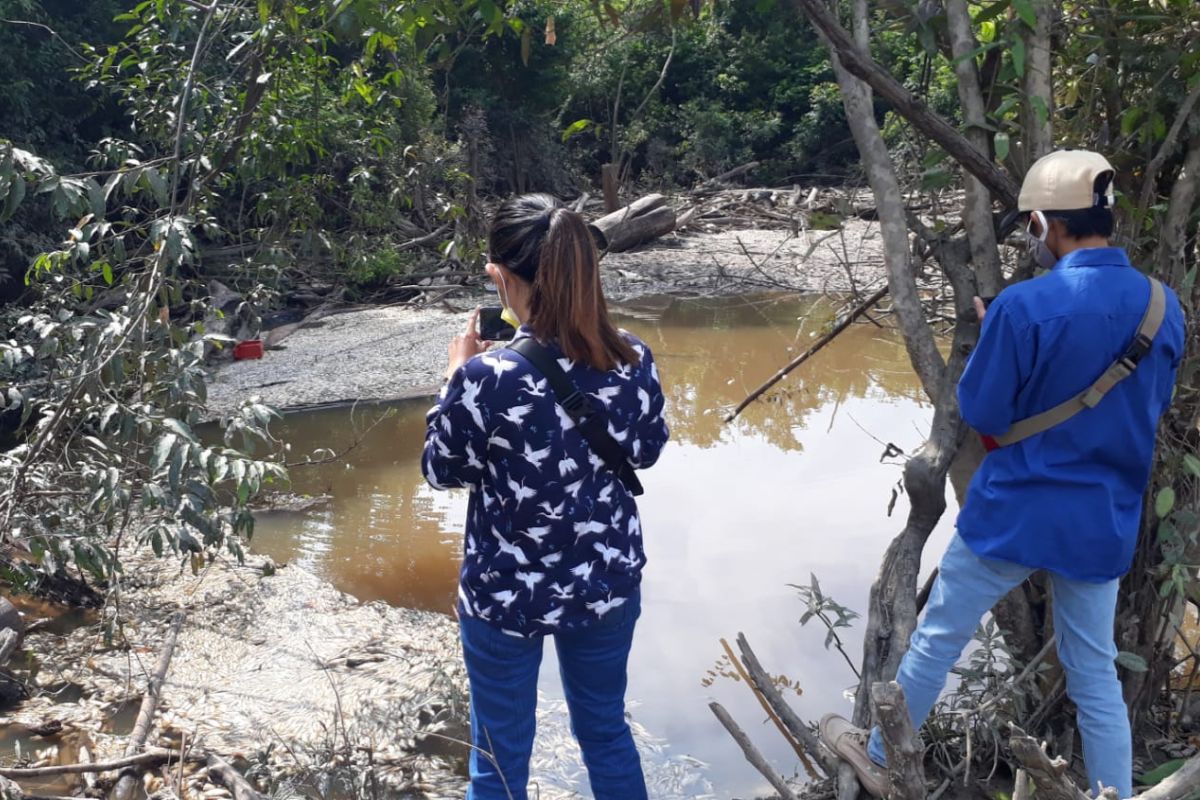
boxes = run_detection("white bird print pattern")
[422,327,669,635]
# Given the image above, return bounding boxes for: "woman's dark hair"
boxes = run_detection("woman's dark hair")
[487,193,638,371]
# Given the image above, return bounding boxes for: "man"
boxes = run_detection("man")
[819,150,1186,797]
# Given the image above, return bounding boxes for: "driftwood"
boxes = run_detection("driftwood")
[734,633,838,776]
[591,194,676,253]
[692,161,761,194]
[111,611,184,800]
[725,285,890,422]
[1008,729,1093,800]
[207,755,268,800]
[1013,769,1033,800]
[871,682,926,800]
[0,749,198,778]
[708,702,800,800]
[1138,753,1200,800]
[1012,726,1200,800]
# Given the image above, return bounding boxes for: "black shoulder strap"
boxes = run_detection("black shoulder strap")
[508,337,644,497]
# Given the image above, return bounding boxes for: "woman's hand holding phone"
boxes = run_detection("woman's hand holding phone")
[446,308,490,381]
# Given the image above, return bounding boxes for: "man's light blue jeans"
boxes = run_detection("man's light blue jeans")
[459,591,646,800]
[867,535,1131,797]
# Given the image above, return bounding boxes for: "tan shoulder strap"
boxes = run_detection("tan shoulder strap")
[991,277,1166,448]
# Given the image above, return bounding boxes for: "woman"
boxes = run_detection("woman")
[421,194,669,800]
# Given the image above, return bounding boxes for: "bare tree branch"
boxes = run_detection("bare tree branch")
[735,633,840,776]
[725,286,889,422]
[789,0,1020,207]
[709,702,801,800]
[1138,82,1200,218]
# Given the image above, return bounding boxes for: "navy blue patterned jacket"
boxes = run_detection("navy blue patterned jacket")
[422,326,669,637]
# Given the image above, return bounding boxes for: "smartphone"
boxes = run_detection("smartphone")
[478,306,514,341]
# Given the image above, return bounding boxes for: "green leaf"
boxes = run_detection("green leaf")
[1,174,26,223]
[995,132,1011,162]
[1121,108,1143,138]
[144,167,167,205]
[163,418,197,442]
[1011,0,1037,27]
[1137,759,1188,786]
[562,118,594,143]
[1011,39,1026,78]
[974,0,1012,25]
[102,263,114,286]
[1116,651,1148,672]
[151,433,177,472]
[1155,487,1176,518]
[1183,453,1200,478]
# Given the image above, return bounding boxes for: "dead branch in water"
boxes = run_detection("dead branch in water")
[724,285,889,422]
[207,754,269,800]
[112,610,185,800]
[709,702,801,800]
[0,749,200,778]
[735,633,839,776]
[720,637,819,779]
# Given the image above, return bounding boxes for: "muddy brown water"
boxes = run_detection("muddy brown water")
[251,293,954,798]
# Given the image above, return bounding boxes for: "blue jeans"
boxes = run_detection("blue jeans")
[868,535,1131,797]
[458,592,647,800]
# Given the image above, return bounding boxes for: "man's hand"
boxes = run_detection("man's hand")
[446,308,488,381]
[973,296,988,324]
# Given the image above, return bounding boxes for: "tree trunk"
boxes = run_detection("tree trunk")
[944,0,1004,297]
[1020,0,1055,168]
[601,163,620,213]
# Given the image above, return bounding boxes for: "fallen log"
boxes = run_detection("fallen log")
[111,611,184,800]
[207,755,268,800]
[591,194,676,253]
[709,702,800,800]
[725,285,890,422]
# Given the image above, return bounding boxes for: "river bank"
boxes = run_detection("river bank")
[206,224,887,417]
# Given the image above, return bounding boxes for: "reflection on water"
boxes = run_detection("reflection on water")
[251,294,954,798]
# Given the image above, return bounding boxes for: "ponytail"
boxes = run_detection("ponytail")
[487,194,638,371]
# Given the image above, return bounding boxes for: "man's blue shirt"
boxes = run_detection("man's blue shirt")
[957,247,1185,582]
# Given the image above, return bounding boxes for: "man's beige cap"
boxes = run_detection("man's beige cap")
[1018,150,1116,212]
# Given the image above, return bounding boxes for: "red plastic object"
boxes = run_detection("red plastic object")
[233,339,264,360]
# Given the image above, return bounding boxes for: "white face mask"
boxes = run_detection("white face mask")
[1026,210,1059,270]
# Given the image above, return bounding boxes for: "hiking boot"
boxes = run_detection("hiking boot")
[818,714,889,798]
